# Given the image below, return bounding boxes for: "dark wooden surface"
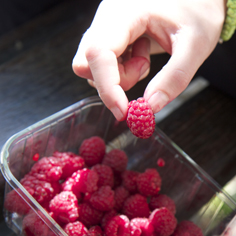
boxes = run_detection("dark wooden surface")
[0,0,236,235]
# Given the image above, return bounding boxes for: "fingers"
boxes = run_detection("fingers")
[118,37,151,91]
[144,30,209,114]
[85,47,129,121]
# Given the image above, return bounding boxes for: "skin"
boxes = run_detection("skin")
[72,0,226,121]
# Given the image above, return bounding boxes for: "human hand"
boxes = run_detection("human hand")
[72,0,226,121]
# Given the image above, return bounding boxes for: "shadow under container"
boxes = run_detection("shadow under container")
[1,96,236,236]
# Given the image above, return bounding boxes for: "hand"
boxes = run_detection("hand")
[72,0,226,121]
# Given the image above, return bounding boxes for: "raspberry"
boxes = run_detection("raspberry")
[30,156,62,182]
[79,136,106,167]
[92,164,114,188]
[149,207,177,236]
[121,170,139,193]
[157,158,165,167]
[89,186,115,212]
[62,168,98,194]
[114,186,130,212]
[49,191,79,224]
[149,194,176,215]
[127,97,155,139]
[78,202,104,228]
[172,221,203,236]
[23,210,55,236]
[101,209,118,229]
[64,221,88,236]
[4,187,34,215]
[20,174,61,204]
[137,168,161,196]
[53,151,85,179]
[87,225,103,236]
[102,149,128,173]
[122,194,150,219]
[130,218,154,236]
[104,215,131,236]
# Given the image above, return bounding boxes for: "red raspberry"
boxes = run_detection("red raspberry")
[92,164,114,188]
[101,209,118,229]
[104,215,131,236]
[62,168,98,194]
[122,170,139,193]
[114,186,130,212]
[64,221,88,236]
[20,174,61,204]
[157,158,165,167]
[149,194,176,215]
[4,187,34,215]
[130,218,154,236]
[49,191,79,224]
[87,225,103,236]
[30,156,62,182]
[122,194,150,219]
[127,97,155,139]
[149,207,177,236]
[53,151,85,179]
[172,220,203,236]
[102,149,128,173]
[79,136,106,167]
[78,202,103,228]
[137,168,161,196]
[90,186,115,211]
[23,210,55,236]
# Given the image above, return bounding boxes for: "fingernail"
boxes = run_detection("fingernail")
[110,106,124,121]
[139,62,150,80]
[147,91,169,113]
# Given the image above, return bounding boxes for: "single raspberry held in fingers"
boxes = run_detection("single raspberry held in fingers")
[104,215,131,236]
[137,168,161,196]
[130,218,154,236]
[49,191,79,224]
[90,186,115,211]
[87,225,103,236]
[149,194,176,215]
[172,220,203,236]
[122,170,139,194]
[127,97,155,139]
[79,136,106,167]
[102,149,128,173]
[63,221,88,236]
[78,202,104,228]
[122,194,150,219]
[149,207,177,236]
[53,151,85,179]
[92,164,114,188]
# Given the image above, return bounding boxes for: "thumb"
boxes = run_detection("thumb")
[144,34,209,114]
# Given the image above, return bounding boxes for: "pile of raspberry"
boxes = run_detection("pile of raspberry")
[5,136,203,236]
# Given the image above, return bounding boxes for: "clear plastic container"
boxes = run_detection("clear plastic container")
[1,96,236,236]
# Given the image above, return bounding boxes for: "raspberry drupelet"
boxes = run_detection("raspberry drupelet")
[127,97,155,139]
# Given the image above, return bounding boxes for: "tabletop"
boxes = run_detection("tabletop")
[0,0,236,235]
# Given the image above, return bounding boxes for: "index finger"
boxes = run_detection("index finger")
[86,46,129,121]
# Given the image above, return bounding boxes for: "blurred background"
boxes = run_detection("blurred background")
[0,0,236,235]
